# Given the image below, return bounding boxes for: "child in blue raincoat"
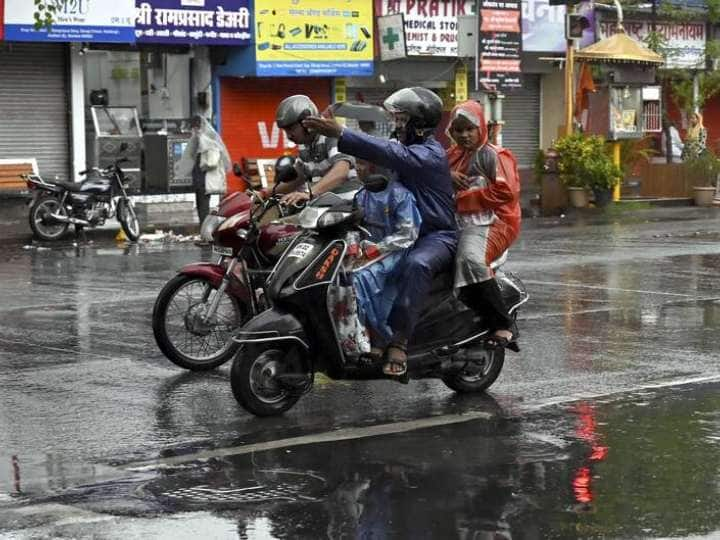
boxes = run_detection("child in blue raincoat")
[352,176,422,357]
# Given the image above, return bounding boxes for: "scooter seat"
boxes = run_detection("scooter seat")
[55,180,85,192]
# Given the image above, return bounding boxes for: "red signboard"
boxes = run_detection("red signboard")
[220,77,331,192]
[0,0,5,40]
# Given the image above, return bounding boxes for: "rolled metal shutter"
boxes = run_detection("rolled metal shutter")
[502,75,541,169]
[0,43,70,181]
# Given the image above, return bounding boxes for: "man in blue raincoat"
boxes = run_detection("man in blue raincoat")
[304,87,457,378]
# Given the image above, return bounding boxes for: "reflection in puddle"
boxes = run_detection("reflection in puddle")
[138,386,720,539]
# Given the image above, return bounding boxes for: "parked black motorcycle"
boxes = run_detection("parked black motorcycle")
[229,183,529,417]
[25,146,140,242]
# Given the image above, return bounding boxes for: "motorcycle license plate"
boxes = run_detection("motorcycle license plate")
[288,242,313,258]
[212,245,233,257]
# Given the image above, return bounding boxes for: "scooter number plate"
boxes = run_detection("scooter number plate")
[288,242,313,259]
[212,245,233,257]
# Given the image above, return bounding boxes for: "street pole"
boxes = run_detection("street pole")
[612,141,621,201]
[564,3,575,136]
[564,28,574,134]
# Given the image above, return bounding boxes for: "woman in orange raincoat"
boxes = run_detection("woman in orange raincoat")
[446,100,521,350]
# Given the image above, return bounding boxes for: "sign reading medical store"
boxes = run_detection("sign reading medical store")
[4,0,135,42]
[136,0,252,45]
[255,0,373,77]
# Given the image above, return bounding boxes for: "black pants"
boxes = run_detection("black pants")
[195,186,211,224]
[459,278,513,333]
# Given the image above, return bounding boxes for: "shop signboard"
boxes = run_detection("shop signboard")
[4,0,135,42]
[597,19,705,69]
[522,0,594,52]
[136,0,252,45]
[478,0,522,91]
[379,0,475,56]
[255,0,373,77]
[0,0,4,40]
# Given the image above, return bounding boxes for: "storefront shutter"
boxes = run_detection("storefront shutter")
[502,75,541,169]
[220,77,331,160]
[0,43,70,181]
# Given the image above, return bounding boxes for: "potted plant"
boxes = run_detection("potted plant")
[586,152,622,208]
[685,149,720,206]
[555,133,621,208]
[618,137,655,198]
[554,133,591,207]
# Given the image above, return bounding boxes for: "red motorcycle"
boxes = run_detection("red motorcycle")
[152,188,299,371]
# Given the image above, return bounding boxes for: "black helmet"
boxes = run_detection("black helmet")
[274,155,298,184]
[383,87,443,130]
[275,95,319,129]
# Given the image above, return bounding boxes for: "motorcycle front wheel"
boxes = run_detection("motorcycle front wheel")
[442,348,505,393]
[230,344,304,417]
[153,274,247,371]
[29,196,69,241]
[117,198,140,241]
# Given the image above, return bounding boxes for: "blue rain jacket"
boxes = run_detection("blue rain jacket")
[339,130,457,242]
[352,181,422,341]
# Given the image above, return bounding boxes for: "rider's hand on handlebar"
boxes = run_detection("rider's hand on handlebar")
[280,191,310,207]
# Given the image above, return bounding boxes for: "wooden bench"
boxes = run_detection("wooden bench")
[0,159,38,193]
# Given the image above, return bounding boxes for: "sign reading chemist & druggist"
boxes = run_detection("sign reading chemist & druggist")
[255,0,373,77]
[380,0,476,56]
[4,0,135,42]
[135,0,252,45]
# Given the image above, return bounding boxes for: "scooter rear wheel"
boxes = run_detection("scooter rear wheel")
[230,344,303,417]
[442,348,505,393]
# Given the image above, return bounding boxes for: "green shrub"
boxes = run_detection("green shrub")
[554,133,622,190]
[684,149,720,187]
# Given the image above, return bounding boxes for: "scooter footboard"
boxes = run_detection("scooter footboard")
[233,307,309,350]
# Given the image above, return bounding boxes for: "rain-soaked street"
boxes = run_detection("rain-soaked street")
[2,209,720,539]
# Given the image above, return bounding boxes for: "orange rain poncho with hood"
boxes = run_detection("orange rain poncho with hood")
[447,100,521,247]
[445,100,522,349]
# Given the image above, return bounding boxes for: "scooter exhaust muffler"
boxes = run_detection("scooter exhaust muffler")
[49,213,90,227]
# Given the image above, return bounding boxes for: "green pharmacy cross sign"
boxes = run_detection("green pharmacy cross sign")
[383,27,400,50]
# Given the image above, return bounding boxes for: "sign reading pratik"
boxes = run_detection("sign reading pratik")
[478,0,522,91]
[381,0,475,57]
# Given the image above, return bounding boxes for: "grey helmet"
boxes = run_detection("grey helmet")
[383,87,443,130]
[275,95,319,129]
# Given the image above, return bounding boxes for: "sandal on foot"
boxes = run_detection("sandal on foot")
[382,344,408,377]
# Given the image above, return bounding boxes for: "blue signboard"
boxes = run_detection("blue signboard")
[255,61,374,77]
[4,0,136,43]
[136,0,252,45]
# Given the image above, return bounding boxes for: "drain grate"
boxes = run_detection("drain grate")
[144,469,327,508]
[160,482,314,504]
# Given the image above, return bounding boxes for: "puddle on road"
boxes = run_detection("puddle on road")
[4,386,720,538]
[128,384,720,539]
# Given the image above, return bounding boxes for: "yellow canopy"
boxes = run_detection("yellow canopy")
[575,30,664,65]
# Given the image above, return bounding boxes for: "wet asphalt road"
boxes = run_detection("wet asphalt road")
[1,209,720,538]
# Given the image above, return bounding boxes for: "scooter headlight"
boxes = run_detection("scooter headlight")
[316,211,351,229]
[200,214,225,241]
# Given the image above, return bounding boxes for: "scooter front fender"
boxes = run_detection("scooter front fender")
[233,307,309,350]
[178,262,250,303]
